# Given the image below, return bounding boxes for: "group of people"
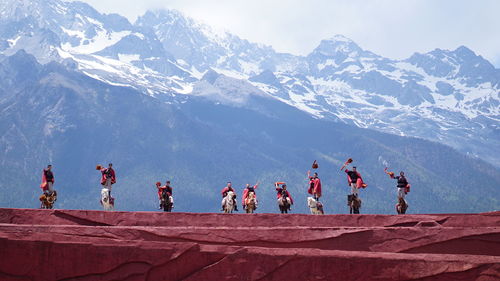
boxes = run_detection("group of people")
[38,163,116,209]
[219,181,294,213]
[38,159,410,214]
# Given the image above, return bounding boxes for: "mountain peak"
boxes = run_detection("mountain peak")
[324,34,354,43]
[453,45,476,58]
[309,35,363,58]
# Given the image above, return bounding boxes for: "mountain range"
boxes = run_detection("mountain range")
[0,0,499,213]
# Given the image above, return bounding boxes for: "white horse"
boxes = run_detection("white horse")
[307,197,324,215]
[222,190,235,213]
[101,188,114,211]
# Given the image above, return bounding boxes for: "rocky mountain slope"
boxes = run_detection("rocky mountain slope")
[1,0,498,167]
[0,51,499,213]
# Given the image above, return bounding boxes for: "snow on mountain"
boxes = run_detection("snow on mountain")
[0,0,498,167]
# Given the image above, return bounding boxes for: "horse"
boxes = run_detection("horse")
[39,191,57,209]
[396,197,408,214]
[160,189,173,212]
[278,190,291,214]
[245,191,256,213]
[307,197,324,215]
[348,194,362,214]
[222,190,236,213]
[100,188,114,211]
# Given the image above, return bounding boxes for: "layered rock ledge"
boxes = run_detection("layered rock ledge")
[0,208,499,280]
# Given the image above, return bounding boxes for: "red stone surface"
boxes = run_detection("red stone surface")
[0,208,499,281]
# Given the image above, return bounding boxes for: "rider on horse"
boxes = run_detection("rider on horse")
[156,180,174,209]
[221,182,238,211]
[386,168,410,213]
[242,182,259,210]
[275,182,293,210]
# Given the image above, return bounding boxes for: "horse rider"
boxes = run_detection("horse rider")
[163,180,174,207]
[345,166,364,197]
[275,182,293,210]
[307,171,322,201]
[242,182,259,210]
[156,180,174,209]
[100,163,116,195]
[40,164,55,195]
[221,181,238,211]
[155,182,163,208]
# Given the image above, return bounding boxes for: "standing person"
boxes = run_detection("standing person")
[100,163,116,194]
[345,166,364,196]
[242,182,259,210]
[40,164,55,195]
[221,182,238,211]
[386,169,409,200]
[307,171,322,200]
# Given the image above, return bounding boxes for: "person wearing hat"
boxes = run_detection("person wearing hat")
[40,164,55,195]
[275,182,293,210]
[221,181,238,211]
[307,171,322,200]
[345,166,363,196]
[100,163,116,194]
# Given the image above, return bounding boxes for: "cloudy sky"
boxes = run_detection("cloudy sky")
[76,0,500,67]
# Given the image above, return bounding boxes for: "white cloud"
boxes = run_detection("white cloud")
[75,0,500,67]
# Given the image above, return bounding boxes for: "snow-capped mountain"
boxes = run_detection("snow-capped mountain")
[0,0,499,167]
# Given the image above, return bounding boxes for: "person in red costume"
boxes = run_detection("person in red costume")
[221,181,238,211]
[275,182,293,208]
[307,171,322,200]
[155,181,163,208]
[100,163,116,194]
[345,166,366,196]
[242,182,259,210]
[40,164,55,195]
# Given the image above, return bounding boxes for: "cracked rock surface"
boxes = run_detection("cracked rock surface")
[0,208,499,280]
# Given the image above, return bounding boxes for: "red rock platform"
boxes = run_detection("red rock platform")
[0,208,499,281]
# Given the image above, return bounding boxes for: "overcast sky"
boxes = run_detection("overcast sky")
[76,0,500,67]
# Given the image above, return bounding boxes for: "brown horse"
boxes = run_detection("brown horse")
[396,197,408,214]
[278,190,291,214]
[39,191,57,209]
[348,194,361,214]
[245,192,256,213]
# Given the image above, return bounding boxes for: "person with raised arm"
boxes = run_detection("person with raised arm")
[307,171,322,200]
[100,163,116,194]
[242,182,259,210]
